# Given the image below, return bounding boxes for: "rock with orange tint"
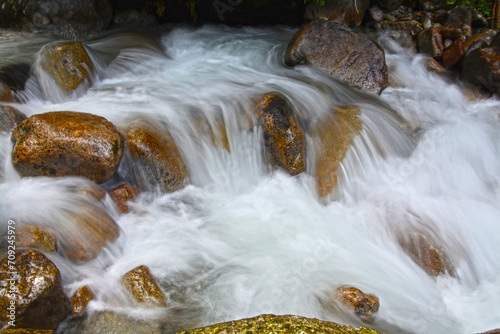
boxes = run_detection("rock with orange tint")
[72,285,94,317]
[110,184,140,213]
[11,111,124,183]
[0,81,14,102]
[126,121,189,193]
[17,225,57,253]
[334,286,380,323]
[40,42,94,94]
[398,229,455,277]
[312,106,362,198]
[254,93,306,176]
[304,0,370,27]
[122,265,166,307]
[59,206,120,263]
[442,39,465,69]
[0,250,71,329]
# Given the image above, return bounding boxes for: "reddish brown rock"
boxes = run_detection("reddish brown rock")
[79,182,107,201]
[254,93,306,176]
[312,106,362,198]
[72,285,94,317]
[126,121,189,193]
[418,27,444,58]
[59,206,120,263]
[122,265,166,307]
[0,81,14,102]
[335,286,380,323]
[110,184,140,213]
[442,38,465,69]
[304,0,370,27]
[0,105,27,132]
[40,42,94,93]
[11,111,124,183]
[0,250,71,329]
[439,26,462,41]
[398,230,455,277]
[285,19,388,95]
[17,225,57,253]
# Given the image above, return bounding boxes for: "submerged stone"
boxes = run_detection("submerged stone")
[110,184,140,213]
[178,314,379,333]
[72,285,94,317]
[0,250,71,330]
[73,311,163,334]
[126,121,189,193]
[312,106,362,198]
[17,224,57,253]
[11,111,124,183]
[334,287,380,323]
[254,93,306,176]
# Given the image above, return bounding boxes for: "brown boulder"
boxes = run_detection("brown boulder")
[59,206,120,263]
[126,121,189,193]
[439,26,462,41]
[254,93,306,176]
[398,230,455,277]
[312,106,362,198]
[462,46,500,96]
[334,286,380,323]
[0,105,27,133]
[72,285,94,317]
[304,0,370,27]
[11,111,124,183]
[285,19,388,95]
[40,42,94,94]
[0,249,71,329]
[418,27,444,58]
[17,225,57,253]
[463,29,498,52]
[122,265,166,307]
[442,38,465,69]
[0,81,14,102]
[109,184,140,213]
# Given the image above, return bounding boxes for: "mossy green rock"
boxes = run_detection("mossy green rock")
[178,314,379,334]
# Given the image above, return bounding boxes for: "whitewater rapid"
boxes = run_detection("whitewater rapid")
[1,25,500,333]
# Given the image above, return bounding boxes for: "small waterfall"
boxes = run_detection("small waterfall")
[1,25,500,334]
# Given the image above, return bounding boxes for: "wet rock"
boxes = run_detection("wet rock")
[439,26,462,41]
[464,29,498,52]
[73,311,163,334]
[334,286,380,323]
[446,6,472,28]
[79,182,107,202]
[122,265,167,307]
[17,225,57,253]
[418,27,444,58]
[194,115,230,151]
[11,111,124,183]
[398,230,455,276]
[125,121,189,193]
[60,206,120,263]
[40,42,94,96]
[0,81,14,102]
[72,285,94,317]
[0,105,27,133]
[304,0,370,27]
[254,93,306,176]
[0,249,71,329]
[2,329,54,334]
[285,19,388,95]
[179,314,379,334]
[418,0,445,11]
[0,0,112,40]
[109,184,140,213]
[442,38,465,69]
[312,106,362,198]
[0,63,31,92]
[462,46,500,96]
[425,57,449,74]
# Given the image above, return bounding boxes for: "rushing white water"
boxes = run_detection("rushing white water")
[1,25,500,334]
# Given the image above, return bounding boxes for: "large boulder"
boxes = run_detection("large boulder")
[179,314,379,334]
[418,27,444,58]
[122,265,167,307]
[0,0,112,40]
[312,106,363,198]
[304,0,370,27]
[398,230,455,277]
[462,45,500,96]
[59,206,120,263]
[285,19,388,95]
[39,42,95,100]
[125,121,189,193]
[254,93,306,176]
[11,111,124,183]
[16,225,57,253]
[0,249,71,329]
